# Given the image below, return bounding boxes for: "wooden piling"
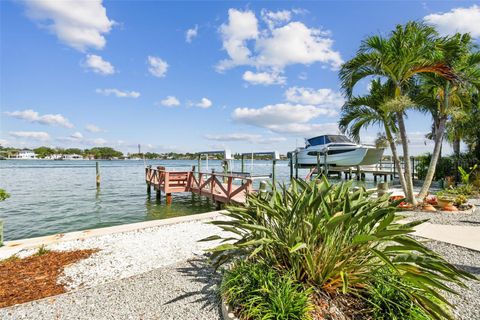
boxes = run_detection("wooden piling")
[96,162,100,188]
[166,193,172,205]
[272,159,277,189]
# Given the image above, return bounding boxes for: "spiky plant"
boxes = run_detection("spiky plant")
[204,178,476,319]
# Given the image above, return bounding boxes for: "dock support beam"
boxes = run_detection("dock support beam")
[289,154,293,181]
[295,154,299,179]
[96,161,100,188]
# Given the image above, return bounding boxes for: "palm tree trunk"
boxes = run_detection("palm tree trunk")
[453,138,460,158]
[385,126,407,195]
[418,117,447,199]
[396,111,417,205]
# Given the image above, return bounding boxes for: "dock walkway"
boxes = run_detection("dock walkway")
[145,166,253,205]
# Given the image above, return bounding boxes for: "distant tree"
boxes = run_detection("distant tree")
[86,147,123,159]
[63,148,84,155]
[33,146,55,158]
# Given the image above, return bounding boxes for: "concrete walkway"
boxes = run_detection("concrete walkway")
[414,223,480,252]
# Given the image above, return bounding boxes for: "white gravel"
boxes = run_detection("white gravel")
[421,239,480,320]
[8,218,229,291]
[0,257,222,320]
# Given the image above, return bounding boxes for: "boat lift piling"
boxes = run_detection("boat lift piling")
[240,151,280,188]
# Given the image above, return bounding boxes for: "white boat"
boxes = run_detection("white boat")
[294,135,384,167]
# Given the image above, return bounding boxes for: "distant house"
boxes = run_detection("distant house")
[16,149,37,159]
[45,154,63,160]
[62,154,83,160]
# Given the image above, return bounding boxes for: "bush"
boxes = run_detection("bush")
[0,189,9,202]
[221,260,312,320]
[205,178,475,320]
[368,270,434,320]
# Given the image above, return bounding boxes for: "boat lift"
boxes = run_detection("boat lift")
[239,151,280,188]
[195,150,233,176]
[288,148,330,181]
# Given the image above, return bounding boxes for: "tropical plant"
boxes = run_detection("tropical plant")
[367,269,435,320]
[205,178,475,319]
[221,260,312,320]
[416,34,480,199]
[458,164,478,185]
[339,79,408,195]
[340,22,459,205]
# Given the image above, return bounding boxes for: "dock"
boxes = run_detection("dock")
[145,166,254,206]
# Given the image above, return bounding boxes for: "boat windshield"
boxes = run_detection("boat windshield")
[307,135,352,146]
[327,135,352,143]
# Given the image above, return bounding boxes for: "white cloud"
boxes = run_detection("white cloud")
[233,103,337,128]
[22,0,115,51]
[217,9,343,78]
[217,9,259,71]
[84,54,115,75]
[194,98,213,109]
[242,70,286,85]
[9,131,50,141]
[186,25,198,43]
[85,124,105,133]
[159,96,180,107]
[261,9,292,29]
[147,56,168,78]
[204,133,286,144]
[424,5,480,37]
[70,131,83,140]
[96,88,140,98]
[285,87,344,108]
[5,109,74,128]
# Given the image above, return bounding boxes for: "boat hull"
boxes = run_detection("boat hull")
[295,145,385,167]
[296,147,368,167]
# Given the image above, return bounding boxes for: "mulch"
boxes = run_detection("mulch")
[0,249,98,308]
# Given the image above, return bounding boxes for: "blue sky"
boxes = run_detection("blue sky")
[1,1,479,155]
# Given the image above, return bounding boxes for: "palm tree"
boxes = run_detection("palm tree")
[416,34,480,199]
[339,79,408,193]
[340,22,457,204]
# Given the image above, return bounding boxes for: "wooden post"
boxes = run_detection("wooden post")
[96,161,100,188]
[356,166,360,181]
[197,155,201,178]
[146,166,151,194]
[166,193,172,205]
[295,153,299,179]
[272,159,276,189]
[289,154,293,181]
[324,151,329,176]
[316,153,321,178]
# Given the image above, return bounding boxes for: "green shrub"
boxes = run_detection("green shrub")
[221,260,312,320]
[205,178,475,320]
[0,189,9,202]
[367,270,434,320]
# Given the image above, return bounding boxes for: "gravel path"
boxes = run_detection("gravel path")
[5,218,228,291]
[0,257,222,320]
[421,239,480,320]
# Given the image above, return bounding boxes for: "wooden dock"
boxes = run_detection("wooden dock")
[145,166,253,205]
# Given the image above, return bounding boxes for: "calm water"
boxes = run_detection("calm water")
[0,159,373,241]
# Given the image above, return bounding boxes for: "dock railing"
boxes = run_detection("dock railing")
[145,166,254,205]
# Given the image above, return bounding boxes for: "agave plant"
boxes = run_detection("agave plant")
[203,177,476,319]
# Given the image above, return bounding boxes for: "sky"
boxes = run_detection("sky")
[1,1,479,156]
